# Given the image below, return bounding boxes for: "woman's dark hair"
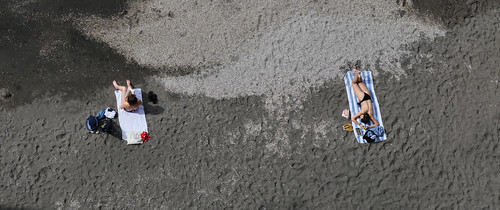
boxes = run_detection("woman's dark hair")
[360,113,370,124]
[127,94,138,105]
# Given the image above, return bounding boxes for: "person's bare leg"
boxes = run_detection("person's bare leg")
[352,68,363,84]
[113,80,127,91]
[352,69,370,95]
[126,80,133,90]
[358,80,370,95]
[113,80,119,89]
[351,69,365,100]
[352,82,365,101]
[113,80,128,108]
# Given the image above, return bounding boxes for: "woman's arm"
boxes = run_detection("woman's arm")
[367,115,380,128]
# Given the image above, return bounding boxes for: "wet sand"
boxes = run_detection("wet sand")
[1,0,500,209]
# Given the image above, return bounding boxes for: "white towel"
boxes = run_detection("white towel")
[115,88,148,144]
[344,71,387,143]
[104,108,116,119]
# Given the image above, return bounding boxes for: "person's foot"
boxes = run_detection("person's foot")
[112,80,119,89]
[126,80,132,89]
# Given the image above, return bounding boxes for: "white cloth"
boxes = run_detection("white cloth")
[115,88,148,144]
[126,88,135,96]
[104,108,116,119]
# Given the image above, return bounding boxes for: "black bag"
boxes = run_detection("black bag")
[148,91,158,104]
[99,118,113,133]
[363,130,377,143]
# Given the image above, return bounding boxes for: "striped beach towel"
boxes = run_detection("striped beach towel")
[344,71,387,143]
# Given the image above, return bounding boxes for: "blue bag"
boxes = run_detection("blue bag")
[86,115,99,132]
[96,109,106,120]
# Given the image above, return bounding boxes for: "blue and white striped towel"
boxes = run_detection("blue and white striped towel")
[344,71,387,143]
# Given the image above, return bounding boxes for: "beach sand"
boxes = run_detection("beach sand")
[1,0,500,209]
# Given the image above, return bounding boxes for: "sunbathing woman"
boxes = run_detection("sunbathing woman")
[351,68,379,129]
[113,80,143,112]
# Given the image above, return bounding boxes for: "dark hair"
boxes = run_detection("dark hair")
[127,94,138,105]
[360,113,370,124]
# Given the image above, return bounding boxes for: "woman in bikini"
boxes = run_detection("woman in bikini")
[351,68,379,130]
[113,80,143,112]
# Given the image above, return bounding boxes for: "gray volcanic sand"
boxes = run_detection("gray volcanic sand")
[1,0,500,209]
[78,0,446,155]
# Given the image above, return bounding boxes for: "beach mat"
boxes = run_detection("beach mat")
[344,71,387,143]
[115,88,148,144]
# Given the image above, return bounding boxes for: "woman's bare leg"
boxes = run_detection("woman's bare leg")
[351,69,365,100]
[126,80,133,90]
[358,80,370,95]
[352,69,371,96]
[113,80,127,91]
[352,69,362,84]
[113,80,128,108]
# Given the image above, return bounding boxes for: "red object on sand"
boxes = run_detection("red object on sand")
[141,131,150,142]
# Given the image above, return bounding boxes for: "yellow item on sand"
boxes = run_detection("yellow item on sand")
[343,123,353,132]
